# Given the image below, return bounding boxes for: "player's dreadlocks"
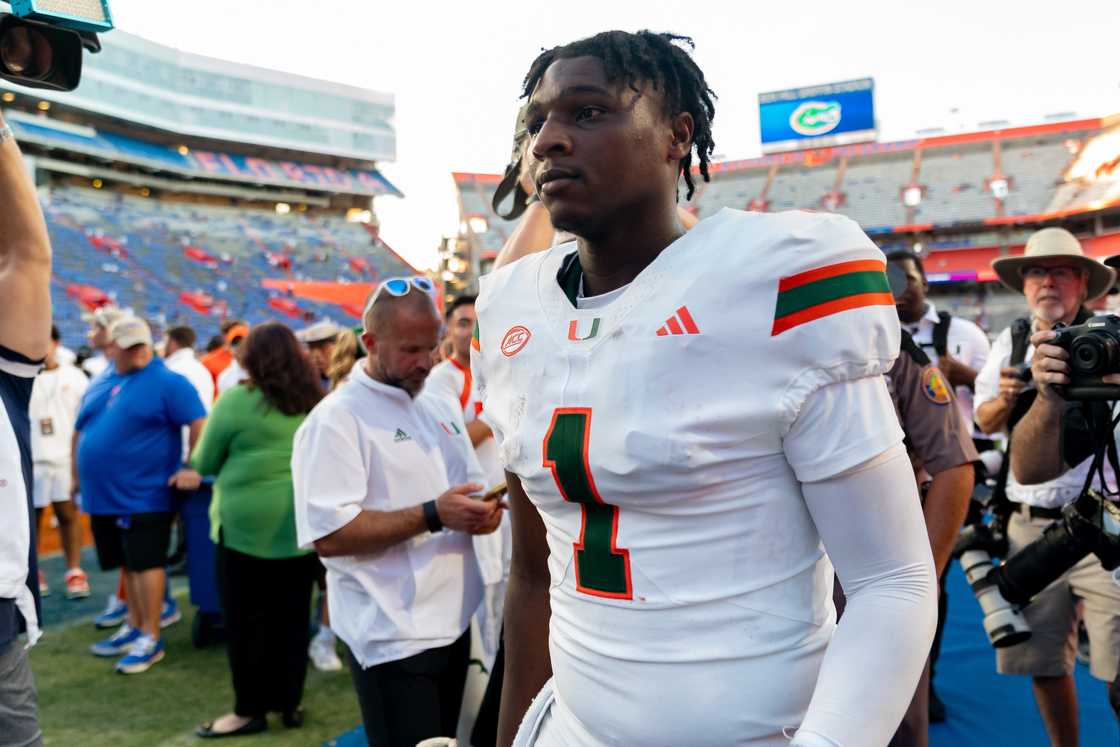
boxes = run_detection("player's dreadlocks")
[520,30,717,201]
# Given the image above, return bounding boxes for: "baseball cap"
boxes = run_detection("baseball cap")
[84,305,130,329]
[297,320,341,344]
[109,317,153,349]
[224,324,249,345]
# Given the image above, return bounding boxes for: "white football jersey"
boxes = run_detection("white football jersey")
[472,208,902,745]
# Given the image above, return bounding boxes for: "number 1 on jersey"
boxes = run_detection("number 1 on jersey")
[543,408,632,600]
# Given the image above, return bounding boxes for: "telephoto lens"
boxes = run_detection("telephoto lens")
[955,525,1031,648]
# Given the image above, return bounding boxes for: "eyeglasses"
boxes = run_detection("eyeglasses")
[1020,265,1081,283]
[363,276,435,318]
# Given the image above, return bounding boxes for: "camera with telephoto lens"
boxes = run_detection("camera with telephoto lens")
[1051,315,1120,400]
[992,490,1120,604]
[954,496,1032,648]
[0,2,114,92]
[958,490,1120,650]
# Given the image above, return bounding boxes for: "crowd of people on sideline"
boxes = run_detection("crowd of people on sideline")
[4,29,1120,747]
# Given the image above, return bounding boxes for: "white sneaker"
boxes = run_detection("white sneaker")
[309,631,343,672]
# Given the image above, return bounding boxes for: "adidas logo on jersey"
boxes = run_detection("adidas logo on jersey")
[394,428,411,442]
[655,306,701,336]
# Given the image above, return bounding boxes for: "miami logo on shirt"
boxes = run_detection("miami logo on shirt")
[567,318,601,341]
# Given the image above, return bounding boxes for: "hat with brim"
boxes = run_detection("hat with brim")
[991,227,1115,301]
[109,317,152,349]
[297,321,341,344]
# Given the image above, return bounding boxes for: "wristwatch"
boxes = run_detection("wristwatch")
[422,500,443,533]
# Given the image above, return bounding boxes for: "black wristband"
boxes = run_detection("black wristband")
[422,500,443,533]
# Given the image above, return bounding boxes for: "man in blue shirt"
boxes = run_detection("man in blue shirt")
[76,317,206,674]
[0,110,53,747]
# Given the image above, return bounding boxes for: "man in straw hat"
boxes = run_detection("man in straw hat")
[974,226,1120,745]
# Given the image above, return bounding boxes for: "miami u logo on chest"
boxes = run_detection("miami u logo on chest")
[567,318,601,341]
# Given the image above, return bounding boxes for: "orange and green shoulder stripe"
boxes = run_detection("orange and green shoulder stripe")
[771,259,893,336]
[471,320,481,351]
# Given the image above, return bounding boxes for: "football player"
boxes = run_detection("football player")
[473,30,937,747]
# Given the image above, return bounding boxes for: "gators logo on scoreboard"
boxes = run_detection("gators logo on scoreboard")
[921,367,952,405]
[789,100,841,137]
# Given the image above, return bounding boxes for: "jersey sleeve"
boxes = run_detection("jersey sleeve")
[291,405,367,548]
[764,213,901,431]
[784,375,904,482]
[889,351,979,476]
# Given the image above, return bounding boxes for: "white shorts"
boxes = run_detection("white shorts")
[33,464,72,509]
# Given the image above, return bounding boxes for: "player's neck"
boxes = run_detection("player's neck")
[451,350,470,368]
[578,210,684,297]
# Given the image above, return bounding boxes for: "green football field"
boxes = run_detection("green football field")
[31,550,361,746]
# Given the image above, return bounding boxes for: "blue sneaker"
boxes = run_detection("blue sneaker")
[90,624,141,657]
[160,598,181,629]
[94,595,128,629]
[115,635,165,674]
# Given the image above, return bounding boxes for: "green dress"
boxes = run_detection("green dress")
[191,385,311,559]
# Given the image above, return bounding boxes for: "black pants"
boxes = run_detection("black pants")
[215,541,319,718]
[347,631,470,747]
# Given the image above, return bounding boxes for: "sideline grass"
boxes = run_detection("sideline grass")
[30,600,361,747]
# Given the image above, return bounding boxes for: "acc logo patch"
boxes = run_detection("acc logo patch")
[501,325,532,358]
[921,368,952,405]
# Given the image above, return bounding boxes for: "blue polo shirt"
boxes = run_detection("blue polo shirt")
[76,358,206,515]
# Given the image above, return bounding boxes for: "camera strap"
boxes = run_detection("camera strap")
[1079,403,1120,499]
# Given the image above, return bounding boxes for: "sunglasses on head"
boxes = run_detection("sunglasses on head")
[363,276,436,319]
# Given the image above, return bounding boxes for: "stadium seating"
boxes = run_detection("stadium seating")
[45,187,415,350]
[453,174,512,255]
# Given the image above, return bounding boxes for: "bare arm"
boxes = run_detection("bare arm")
[466,418,493,448]
[494,201,555,270]
[1010,330,1071,484]
[975,396,1013,435]
[0,113,52,360]
[186,417,205,452]
[922,463,974,575]
[975,367,1026,435]
[314,481,501,558]
[314,505,427,557]
[497,472,553,747]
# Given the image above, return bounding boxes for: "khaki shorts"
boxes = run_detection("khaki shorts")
[996,511,1120,681]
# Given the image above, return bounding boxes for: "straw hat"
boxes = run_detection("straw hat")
[991,227,1115,300]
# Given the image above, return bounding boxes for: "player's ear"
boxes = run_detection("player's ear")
[668,111,694,162]
[361,331,377,358]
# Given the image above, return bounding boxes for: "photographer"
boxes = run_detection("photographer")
[976,227,1120,745]
[0,109,54,746]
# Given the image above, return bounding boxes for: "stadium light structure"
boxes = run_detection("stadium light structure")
[10,0,112,32]
[0,0,112,91]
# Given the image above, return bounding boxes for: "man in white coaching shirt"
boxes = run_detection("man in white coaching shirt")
[29,325,89,599]
[293,283,504,746]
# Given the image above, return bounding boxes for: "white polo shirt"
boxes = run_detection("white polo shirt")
[903,302,991,438]
[292,364,485,669]
[165,348,214,463]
